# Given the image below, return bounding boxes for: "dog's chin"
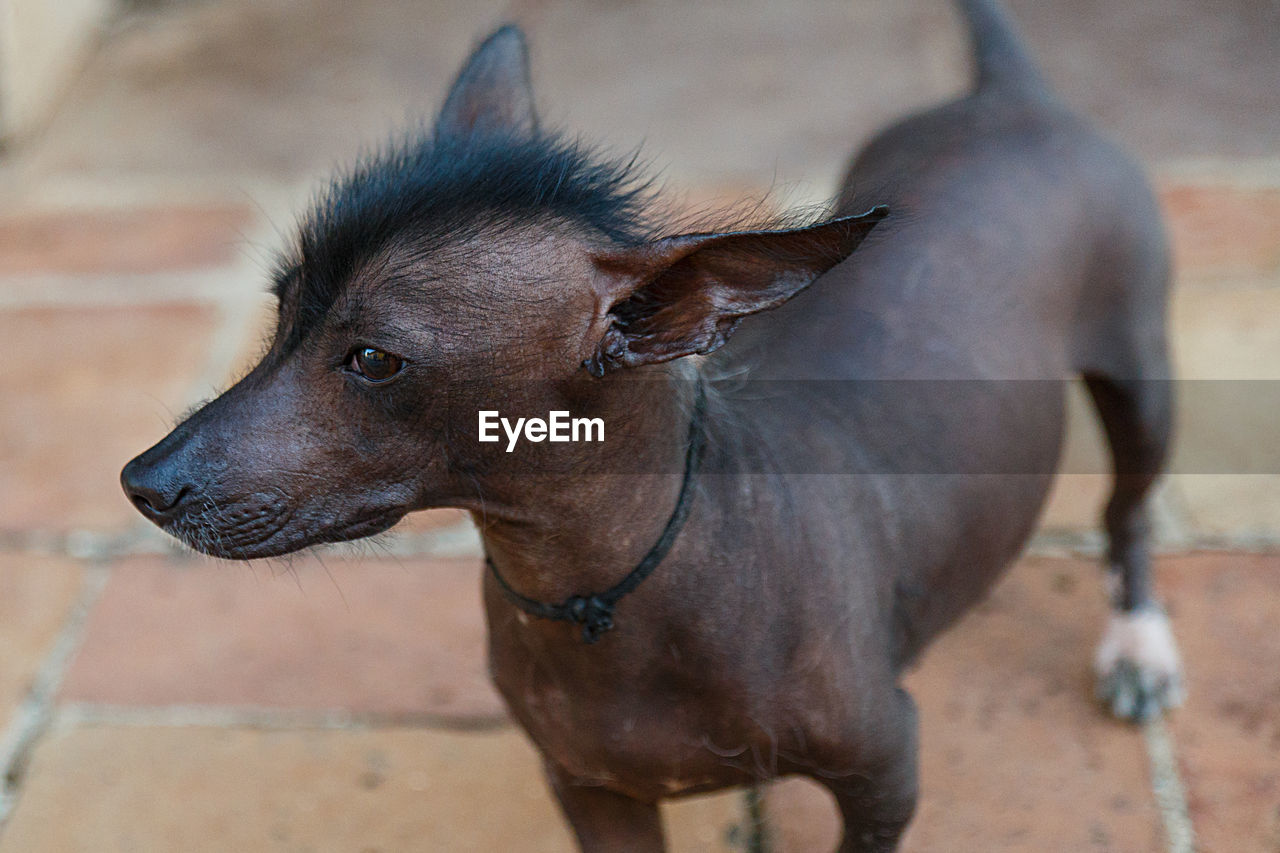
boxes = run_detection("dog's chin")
[167,509,406,560]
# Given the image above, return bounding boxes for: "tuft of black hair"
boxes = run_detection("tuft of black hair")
[272,129,661,335]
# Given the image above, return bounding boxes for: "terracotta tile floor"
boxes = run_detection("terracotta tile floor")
[0,0,1276,850]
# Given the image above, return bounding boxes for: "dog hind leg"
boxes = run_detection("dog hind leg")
[1084,370,1184,721]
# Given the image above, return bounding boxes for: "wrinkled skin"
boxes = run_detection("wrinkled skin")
[122,4,1178,851]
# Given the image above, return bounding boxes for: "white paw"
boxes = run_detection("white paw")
[1094,607,1185,722]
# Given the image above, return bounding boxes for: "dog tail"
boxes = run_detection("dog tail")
[955,0,1049,95]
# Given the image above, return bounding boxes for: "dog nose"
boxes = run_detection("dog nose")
[121,456,191,521]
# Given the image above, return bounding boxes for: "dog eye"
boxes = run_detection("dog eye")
[349,347,404,382]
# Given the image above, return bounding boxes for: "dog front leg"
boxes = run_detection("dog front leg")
[544,761,665,852]
[818,687,920,853]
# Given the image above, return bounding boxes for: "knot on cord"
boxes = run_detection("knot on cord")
[565,595,615,643]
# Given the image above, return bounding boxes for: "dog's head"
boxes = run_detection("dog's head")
[121,26,885,558]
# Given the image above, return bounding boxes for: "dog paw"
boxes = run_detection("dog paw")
[1094,607,1184,722]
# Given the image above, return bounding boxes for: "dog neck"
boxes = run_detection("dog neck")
[468,369,702,607]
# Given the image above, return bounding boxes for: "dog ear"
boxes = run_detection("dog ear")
[584,207,887,375]
[436,25,538,138]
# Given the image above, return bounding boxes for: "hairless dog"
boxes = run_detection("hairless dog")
[122,1,1182,849]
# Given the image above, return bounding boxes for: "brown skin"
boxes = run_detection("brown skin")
[123,4,1176,850]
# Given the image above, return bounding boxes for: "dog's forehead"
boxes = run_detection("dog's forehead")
[340,224,597,312]
[271,222,596,352]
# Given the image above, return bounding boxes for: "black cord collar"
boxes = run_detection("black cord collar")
[484,384,708,643]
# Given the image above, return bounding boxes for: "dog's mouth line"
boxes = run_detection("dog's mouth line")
[322,508,406,541]
[168,504,406,560]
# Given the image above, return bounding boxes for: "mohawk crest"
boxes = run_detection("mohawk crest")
[272,130,661,329]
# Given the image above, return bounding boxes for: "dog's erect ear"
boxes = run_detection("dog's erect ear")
[584,206,888,375]
[436,25,538,138]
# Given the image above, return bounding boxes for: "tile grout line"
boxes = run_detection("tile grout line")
[0,272,269,309]
[1143,717,1197,853]
[52,703,512,733]
[0,561,112,834]
[1155,156,1280,187]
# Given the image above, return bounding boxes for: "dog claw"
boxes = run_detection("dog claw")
[1097,660,1181,722]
